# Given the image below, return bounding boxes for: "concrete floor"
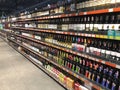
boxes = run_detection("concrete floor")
[0,38,65,90]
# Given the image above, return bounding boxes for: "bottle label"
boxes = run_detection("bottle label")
[86,47,90,53]
[86,24,90,31]
[116,52,120,57]
[101,49,106,53]
[111,51,116,56]
[109,24,115,30]
[90,47,94,53]
[90,24,94,31]
[81,24,85,30]
[98,24,103,30]
[103,24,109,30]
[106,50,111,54]
[114,24,119,31]
[94,24,98,31]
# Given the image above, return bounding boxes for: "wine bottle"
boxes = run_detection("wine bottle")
[72,36,77,51]
[98,15,104,31]
[105,41,111,60]
[93,15,99,32]
[101,75,107,87]
[105,78,111,89]
[96,40,102,56]
[86,16,90,31]
[89,16,94,32]
[111,41,117,61]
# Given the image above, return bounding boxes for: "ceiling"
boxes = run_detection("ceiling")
[0,0,48,16]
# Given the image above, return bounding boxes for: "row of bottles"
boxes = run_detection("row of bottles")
[35,13,120,38]
[32,32,120,64]
[36,13,120,24]
[16,0,120,18]
[15,37,120,90]
[76,0,120,11]
[16,31,120,64]
[15,13,120,28]
[12,13,120,40]
[21,47,89,90]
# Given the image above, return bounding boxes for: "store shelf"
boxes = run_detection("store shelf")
[11,27,120,41]
[8,38,109,90]
[12,7,120,22]
[1,1,120,90]
[8,42,70,90]
[8,31,120,70]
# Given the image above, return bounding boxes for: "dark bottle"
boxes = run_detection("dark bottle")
[89,16,94,32]
[76,57,82,73]
[111,81,117,90]
[108,68,113,77]
[86,38,91,53]
[89,38,95,54]
[85,16,90,32]
[69,36,72,49]
[72,36,77,51]
[101,40,106,58]
[78,37,85,52]
[93,15,99,32]
[101,75,107,87]
[114,70,119,80]
[96,74,101,84]
[97,39,102,57]
[109,15,116,38]
[105,41,111,60]
[68,54,74,69]
[98,15,104,31]
[72,56,78,72]
[105,77,111,89]
[111,41,117,61]
[116,52,120,64]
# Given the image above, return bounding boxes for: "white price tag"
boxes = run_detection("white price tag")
[116,65,120,69]
[81,33,84,36]
[70,32,73,35]
[102,61,105,64]
[84,12,87,15]
[92,34,95,37]
[88,34,91,37]
[75,33,78,35]
[109,8,113,12]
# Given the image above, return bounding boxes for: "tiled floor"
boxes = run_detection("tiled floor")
[0,38,65,90]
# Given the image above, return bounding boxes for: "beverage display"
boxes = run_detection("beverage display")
[5,0,120,90]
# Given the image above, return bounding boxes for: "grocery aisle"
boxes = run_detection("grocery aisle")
[0,38,65,90]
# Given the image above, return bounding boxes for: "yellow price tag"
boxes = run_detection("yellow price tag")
[104,35,108,39]
[96,35,100,38]
[115,36,120,40]
[100,35,104,38]
[109,36,114,39]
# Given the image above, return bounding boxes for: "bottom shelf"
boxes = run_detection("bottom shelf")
[8,42,89,90]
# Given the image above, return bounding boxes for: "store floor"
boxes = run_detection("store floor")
[0,38,65,90]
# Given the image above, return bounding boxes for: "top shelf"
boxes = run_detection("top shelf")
[13,7,120,22]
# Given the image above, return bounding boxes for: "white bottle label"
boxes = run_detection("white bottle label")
[106,50,111,55]
[114,24,120,31]
[98,24,103,30]
[111,51,116,56]
[116,52,120,58]
[90,24,94,31]
[101,49,106,53]
[103,24,109,30]
[94,24,98,31]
